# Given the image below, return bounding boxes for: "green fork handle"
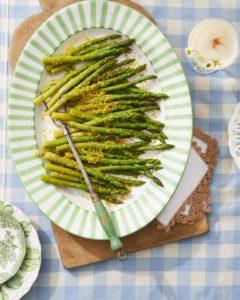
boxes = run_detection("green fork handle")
[94,201,123,251]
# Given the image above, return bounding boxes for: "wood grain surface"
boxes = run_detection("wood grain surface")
[52,217,208,268]
[9,0,209,269]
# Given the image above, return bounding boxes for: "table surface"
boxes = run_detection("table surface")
[1,0,240,299]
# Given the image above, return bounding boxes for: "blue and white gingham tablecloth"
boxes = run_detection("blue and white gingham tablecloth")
[1,0,240,299]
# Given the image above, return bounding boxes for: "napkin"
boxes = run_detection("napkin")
[157,137,209,226]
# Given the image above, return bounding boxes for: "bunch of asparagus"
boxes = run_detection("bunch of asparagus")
[36,34,174,204]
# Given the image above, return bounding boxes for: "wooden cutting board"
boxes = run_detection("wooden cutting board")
[52,218,208,268]
[9,0,210,269]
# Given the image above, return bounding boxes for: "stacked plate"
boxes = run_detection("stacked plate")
[0,201,41,300]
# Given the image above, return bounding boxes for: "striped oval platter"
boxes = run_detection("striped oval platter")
[8,0,193,240]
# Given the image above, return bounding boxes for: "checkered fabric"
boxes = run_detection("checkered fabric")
[1,0,240,299]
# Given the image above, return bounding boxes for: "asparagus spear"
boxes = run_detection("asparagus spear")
[53,128,80,139]
[113,58,135,68]
[87,92,167,102]
[64,150,134,160]
[102,75,157,92]
[78,156,161,166]
[84,111,144,126]
[104,175,145,187]
[51,112,74,122]
[42,135,109,149]
[48,64,74,75]
[144,171,163,187]
[65,121,156,140]
[92,104,133,115]
[68,109,97,120]
[143,115,165,128]
[92,165,150,173]
[128,87,168,99]
[137,144,174,151]
[50,171,90,184]
[40,175,128,195]
[110,121,163,133]
[43,46,130,66]
[56,141,146,153]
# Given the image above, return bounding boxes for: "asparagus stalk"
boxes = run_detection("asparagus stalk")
[48,64,73,75]
[40,175,128,195]
[143,115,165,128]
[53,128,80,139]
[78,156,161,166]
[105,175,145,187]
[102,75,157,92]
[113,58,135,68]
[110,121,163,133]
[64,151,134,160]
[51,112,74,121]
[43,46,130,66]
[87,92,167,102]
[143,171,163,187]
[50,171,87,183]
[92,104,133,115]
[68,108,97,120]
[137,144,174,151]
[128,87,168,99]
[56,141,146,153]
[42,135,109,149]
[84,111,144,126]
[92,165,150,173]
[52,111,97,122]
[66,121,153,140]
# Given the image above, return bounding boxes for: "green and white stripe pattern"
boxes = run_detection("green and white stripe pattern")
[8,0,192,240]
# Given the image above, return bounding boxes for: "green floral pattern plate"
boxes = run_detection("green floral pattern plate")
[0,210,26,285]
[0,202,41,300]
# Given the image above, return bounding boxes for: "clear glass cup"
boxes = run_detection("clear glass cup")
[185,17,240,75]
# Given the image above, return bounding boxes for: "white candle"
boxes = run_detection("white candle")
[187,18,239,70]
